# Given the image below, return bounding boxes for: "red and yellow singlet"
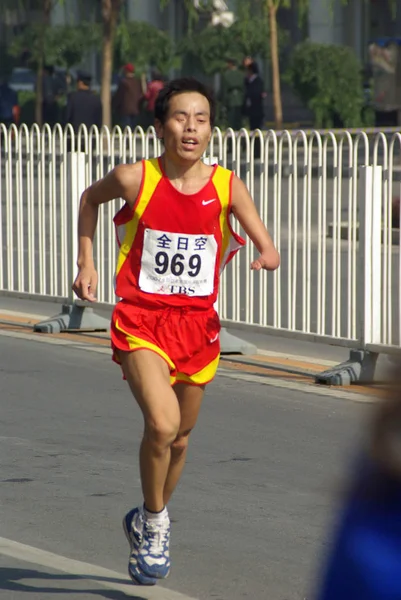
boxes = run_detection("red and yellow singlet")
[113,157,245,308]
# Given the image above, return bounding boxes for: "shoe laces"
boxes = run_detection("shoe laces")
[145,520,169,556]
[133,509,145,534]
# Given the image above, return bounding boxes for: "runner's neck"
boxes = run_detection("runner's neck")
[160,153,211,184]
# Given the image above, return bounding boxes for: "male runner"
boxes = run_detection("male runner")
[72,78,280,586]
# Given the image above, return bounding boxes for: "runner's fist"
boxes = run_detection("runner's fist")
[251,250,280,271]
[72,266,98,302]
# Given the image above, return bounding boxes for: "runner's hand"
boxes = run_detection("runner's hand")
[72,266,98,302]
[251,254,277,271]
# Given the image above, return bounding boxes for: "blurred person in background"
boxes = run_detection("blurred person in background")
[220,58,243,131]
[316,362,401,600]
[65,70,102,133]
[112,63,143,130]
[243,60,265,132]
[242,56,253,69]
[65,70,102,151]
[142,69,165,129]
[0,76,19,127]
[42,65,58,126]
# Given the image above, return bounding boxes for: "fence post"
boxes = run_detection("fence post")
[357,165,382,347]
[34,152,110,333]
[316,165,382,385]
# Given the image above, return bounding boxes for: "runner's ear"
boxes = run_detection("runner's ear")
[155,119,163,140]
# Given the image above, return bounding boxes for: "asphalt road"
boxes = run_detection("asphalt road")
[0,329,371,599]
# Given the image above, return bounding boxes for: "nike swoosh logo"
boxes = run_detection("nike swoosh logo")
[209,333,219,343]
[202,199,217,206]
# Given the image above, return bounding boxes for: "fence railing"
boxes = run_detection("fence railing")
[1,123,400,357]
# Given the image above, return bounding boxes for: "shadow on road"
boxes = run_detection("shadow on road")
[0,566,148,599]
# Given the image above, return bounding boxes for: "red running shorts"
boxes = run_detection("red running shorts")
[110,300,221,386]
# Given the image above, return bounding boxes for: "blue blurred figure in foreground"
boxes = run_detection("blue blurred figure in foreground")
[316,369,401,600]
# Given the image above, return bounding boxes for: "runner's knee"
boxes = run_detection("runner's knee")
[145,417,180,452]
[171,429,192,455]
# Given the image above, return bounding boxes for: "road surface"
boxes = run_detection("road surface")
[0,327,371,599]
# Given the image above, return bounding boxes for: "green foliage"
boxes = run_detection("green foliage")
[178,26,235,77]
[48,24,100,68]
[17,89,65,125]
[9,22,98,70]
[0,44,18,78]
[17,91,36,125]
[115,20,180,75]
[233,1,271,59]
[178,7,275,77]
[267,0,396,17]
[286,41,374,128]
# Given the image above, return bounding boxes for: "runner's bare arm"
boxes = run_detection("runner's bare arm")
[77,162,142,267]
[231,175,280,271]
[72,162,142,301]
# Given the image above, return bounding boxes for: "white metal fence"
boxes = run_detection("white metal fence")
[1,123,400,355]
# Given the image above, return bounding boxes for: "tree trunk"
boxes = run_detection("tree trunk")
[267,0,283,129]
[101,0,120,129]
[35,55,44,126]
[35,0,52,126]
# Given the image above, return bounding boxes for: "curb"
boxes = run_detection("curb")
[327,222,400,244]
[0,310,388,401]
[0,310,331,374]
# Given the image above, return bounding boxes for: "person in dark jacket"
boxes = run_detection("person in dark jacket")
[42,65,58,127]
[65,71,102,151]
[65,70,102,133]
[112,63,143,130]
[220,59,244,130]
[243,61,265,131]
[0,77,19,128]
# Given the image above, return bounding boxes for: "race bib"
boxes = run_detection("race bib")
[139,229,218,296]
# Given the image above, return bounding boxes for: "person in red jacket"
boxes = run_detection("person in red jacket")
[142,70,165,129]
[113,63,143,130]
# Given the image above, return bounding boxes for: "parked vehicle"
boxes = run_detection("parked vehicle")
[8,66,119,97]
[8,67,36,93]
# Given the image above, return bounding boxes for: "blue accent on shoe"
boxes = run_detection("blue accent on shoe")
[122,507,157,586]
[137,517,171,579]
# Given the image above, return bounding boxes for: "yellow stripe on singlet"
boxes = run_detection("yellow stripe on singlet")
[116,158,163,275]
[212,166,232,266]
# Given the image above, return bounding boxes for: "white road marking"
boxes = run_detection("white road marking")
[0,328,374,403]
[0,537,199,600]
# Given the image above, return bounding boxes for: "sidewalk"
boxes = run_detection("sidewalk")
[0,303,389,403]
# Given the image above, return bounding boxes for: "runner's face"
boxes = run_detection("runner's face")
[157,92,212,162]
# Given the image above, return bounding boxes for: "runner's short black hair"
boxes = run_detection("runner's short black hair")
[155,77,216,127]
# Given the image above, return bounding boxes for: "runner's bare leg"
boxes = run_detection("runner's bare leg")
[163,383,204,505]
[119,349,180,512]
